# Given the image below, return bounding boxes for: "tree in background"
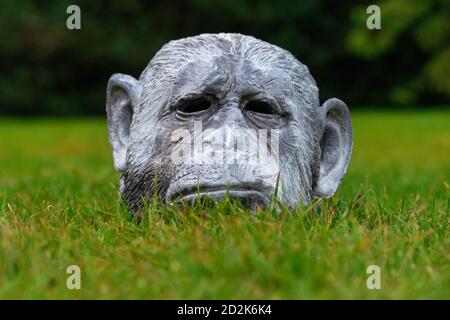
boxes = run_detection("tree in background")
[346,0,450,105]
[0,0,448,116]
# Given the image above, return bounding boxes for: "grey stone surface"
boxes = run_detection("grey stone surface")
[106,33,353,212]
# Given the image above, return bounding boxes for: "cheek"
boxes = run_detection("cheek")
[282,118,317,152]
[126,128,177,181]
[277,122,319,202]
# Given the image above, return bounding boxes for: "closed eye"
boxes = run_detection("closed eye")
[245,100,277,115]
[176,97,211,114]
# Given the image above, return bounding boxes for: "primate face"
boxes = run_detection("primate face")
[106,33,353,213]
[158,54,299,209]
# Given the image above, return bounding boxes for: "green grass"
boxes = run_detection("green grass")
[0,110,449,299]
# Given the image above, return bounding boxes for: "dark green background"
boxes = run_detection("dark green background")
[0,0,449,116]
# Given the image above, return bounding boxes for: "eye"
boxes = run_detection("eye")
[245,100,277,115]
[176,97,211,114]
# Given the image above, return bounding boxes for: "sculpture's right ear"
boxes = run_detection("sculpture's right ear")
[106,73,142,172]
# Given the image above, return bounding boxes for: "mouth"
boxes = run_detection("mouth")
[168,185,271,210]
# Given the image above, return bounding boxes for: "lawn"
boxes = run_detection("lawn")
[0,110,449,299]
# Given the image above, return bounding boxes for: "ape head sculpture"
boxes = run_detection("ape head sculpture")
[106,33,352,212]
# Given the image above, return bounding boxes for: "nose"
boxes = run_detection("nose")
[201,106,259,167]
[211,100,249,129]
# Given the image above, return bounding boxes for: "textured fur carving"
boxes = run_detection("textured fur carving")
[106,33,353,213]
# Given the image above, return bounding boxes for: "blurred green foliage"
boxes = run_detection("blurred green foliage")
[346,0,450,105]
[0,0,448,116]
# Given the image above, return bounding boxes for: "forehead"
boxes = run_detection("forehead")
[170,53,293,101]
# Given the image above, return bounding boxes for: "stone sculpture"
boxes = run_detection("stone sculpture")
[106,33,353,212]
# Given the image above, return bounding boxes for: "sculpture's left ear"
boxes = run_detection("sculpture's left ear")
[106,73,142,172]
[313,98,353,198]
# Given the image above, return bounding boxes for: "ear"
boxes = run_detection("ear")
[313,98,353,198]
[106,73,142,172]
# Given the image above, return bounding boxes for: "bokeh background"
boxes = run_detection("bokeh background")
[0,1,449,299]
[0,0,449,116]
